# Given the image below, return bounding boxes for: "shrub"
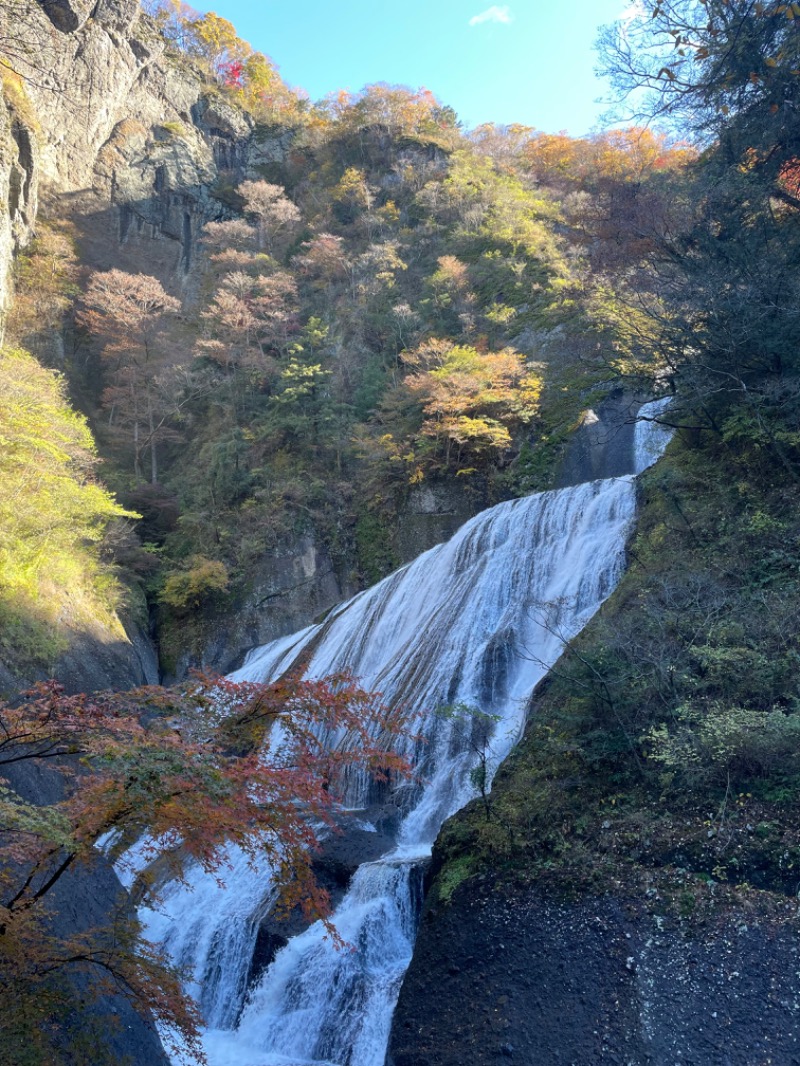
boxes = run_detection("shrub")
[159,556,230,611]
[646,702,800,789]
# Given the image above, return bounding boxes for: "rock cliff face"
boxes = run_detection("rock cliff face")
[164,534,347,680]
[8,0,301,296]
[170,479,487,680]
[555,389,642,489]
[0,82,38,339]
[0,0,295,693]
[388,877,800,1066]
[10,0,227,291]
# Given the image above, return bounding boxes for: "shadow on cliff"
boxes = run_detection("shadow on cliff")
[0,591,158,700]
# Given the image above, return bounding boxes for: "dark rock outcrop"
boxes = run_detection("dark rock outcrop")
[2,758,171,1065]
[555,389,643,489]
[388,878,800,1066]
[0,90,38,339]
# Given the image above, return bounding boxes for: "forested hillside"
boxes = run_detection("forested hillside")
[2,0,800,1062]
[0,0,701,682]
[436,0,800,882]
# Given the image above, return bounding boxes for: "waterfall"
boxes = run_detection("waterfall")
[142,399,672,1066]
[633,395,672,475]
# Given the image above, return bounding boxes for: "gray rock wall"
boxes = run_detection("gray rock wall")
[169,534,347,680]
[0,87,38,340]
[388,878,800,1066]
[395,483,478,564]
[4,0,253,305]
[555,389,642,489]
[12,0,178,192]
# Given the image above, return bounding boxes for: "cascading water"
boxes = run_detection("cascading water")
[141,398,672,1066]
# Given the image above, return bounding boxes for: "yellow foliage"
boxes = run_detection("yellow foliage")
[160,556,229,611]
[0,348,134,664]
[405,340,543,470]
[7,219,80,346]
[0,68,41,134]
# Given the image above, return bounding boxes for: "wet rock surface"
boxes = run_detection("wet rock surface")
[395,482,477,563]
[167,533,347,681]
[388,878,800,1066]
[246,799,406,990]
[555,389,643,489]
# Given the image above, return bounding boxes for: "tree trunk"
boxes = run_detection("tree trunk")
[133,419,142,479]
[148,401,158,484]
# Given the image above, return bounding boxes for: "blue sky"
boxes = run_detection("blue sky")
[195,0,631,136]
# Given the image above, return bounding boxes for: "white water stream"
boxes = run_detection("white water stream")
[141,399,671,1066]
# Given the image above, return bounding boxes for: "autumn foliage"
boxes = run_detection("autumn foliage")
[77,270,181,484]
[0,346,134,671]
[404,339,543,471]
[0,673,414,1060]
[143,0,303,121]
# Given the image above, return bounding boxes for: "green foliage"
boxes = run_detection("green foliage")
[435,855,475,904]
[435,432,800,903]
[158,120,187,139]
[354,511,398,584]
[594,3,800,474]
[418,2,800,907]
[0,786,74,849]
[8,218,80,347]
[647,703,800,790]
[400,341,543,476]
[159,556,230,611]
[142,109,603,603]
[0,600,66,669]
[0,68,41,134]
[10,3,670,675]
[0,348,133,670]
[331,167,372,224]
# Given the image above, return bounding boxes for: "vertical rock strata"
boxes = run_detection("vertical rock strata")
[0,0,266,312]
[0,86,38,338]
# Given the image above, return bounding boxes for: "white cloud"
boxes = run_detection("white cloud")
[469,5,514,27]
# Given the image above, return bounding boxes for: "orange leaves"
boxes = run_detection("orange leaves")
[0,671,415,1049]
[402,339,543,471]
[292,233,348,281]
[522,127,696,192]
[0,681,144,770]
[145,1,302,122]
[778,156,800,202]
[0,671,414,901]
